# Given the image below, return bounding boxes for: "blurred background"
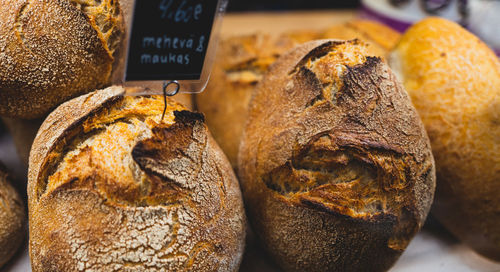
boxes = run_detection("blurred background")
[227,0,360,11]
[225,0,500,55]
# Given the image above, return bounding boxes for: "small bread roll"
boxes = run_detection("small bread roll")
[390,17,500,260]
[321,20,401,60]
[0,164,26,268]
[0,0,124,119]
[28,86,246,271]
[238,40,435,272]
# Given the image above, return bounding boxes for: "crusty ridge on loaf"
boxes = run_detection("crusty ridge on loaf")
[71,0,122,56]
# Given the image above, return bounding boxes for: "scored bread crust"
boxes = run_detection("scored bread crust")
[0,164,26,268]
[28,86,246,271]
[196,21,400,170]
[238,40,435,272]
[0,0,123,119]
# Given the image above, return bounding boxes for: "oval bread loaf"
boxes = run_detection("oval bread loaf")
[238,40,435,272]
[0,164,26,268]
[28,86,246,271]
[390,17,500,260]
[196,21,400,169]
[0,0,124,119]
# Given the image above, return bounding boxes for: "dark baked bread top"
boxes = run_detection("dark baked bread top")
[239,39,435,251]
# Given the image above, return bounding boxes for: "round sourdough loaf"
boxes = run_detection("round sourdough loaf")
[238,40,435,272]
[28,86,246,271]
[0,164,26,268]
[390,17,500,260]
[0,0,124,119]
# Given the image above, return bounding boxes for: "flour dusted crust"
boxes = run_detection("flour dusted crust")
[28,86,246,271]
[0,164,26,268]
[238,40,435,272]
[391,17,500,260]
[0,0,123,119]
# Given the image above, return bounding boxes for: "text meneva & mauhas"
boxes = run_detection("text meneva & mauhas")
[139,35,206,65]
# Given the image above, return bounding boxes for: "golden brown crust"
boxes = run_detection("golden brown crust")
[238,40,435,272]
[2,89,191,168]
[0,164,26,268]
[0,0,124,119]
[391,17,500,260]
[28,86,246,271]
[196,21,400,169]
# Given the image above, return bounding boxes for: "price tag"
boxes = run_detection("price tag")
[123,0,227,93]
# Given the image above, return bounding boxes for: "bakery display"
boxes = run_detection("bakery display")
[0,0,124,119]
[196,20,401,169]
[0,164,26,268]
[390,17,500,260]
[238,40,435,271]
[0,4,495,270]
[28,86,246,271]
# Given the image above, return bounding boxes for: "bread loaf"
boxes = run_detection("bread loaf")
[0,164,26,268]
[390,17,500,260]
[0,0,124,119]
[196,21,400,169]
[28,86,246,271]
[238,40,435,272]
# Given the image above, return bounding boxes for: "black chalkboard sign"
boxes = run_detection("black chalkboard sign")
[126,0,219,81]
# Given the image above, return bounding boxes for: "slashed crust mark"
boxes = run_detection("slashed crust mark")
[14,0,30,51]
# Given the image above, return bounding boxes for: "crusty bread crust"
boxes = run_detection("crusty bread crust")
[196,21,400,170]
[0,164,26,268]
[238,40,435,272]
[391,17,500,260]
[0,0,123,119]
[28,86,246,271]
